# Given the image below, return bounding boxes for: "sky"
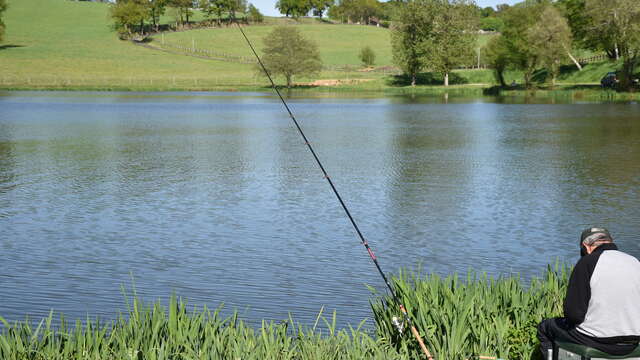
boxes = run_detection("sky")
[250,0,522,17]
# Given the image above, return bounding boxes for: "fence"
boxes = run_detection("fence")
[0,74,266,89]
[576,54,608,64]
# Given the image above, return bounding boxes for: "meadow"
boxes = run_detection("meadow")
[1,0,627,94]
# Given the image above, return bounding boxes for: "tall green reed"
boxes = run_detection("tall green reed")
[371,263,570,360]
[0,264,570,359]
[0,294,411,359]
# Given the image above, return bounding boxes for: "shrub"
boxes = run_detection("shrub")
[359,46,376,67]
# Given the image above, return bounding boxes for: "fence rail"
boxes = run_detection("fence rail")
[0,74,264,88]
[576,54,608,64]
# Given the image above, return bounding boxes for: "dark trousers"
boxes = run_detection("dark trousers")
[538,318,638,358]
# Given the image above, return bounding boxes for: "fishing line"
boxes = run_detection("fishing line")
[234,22,433,359]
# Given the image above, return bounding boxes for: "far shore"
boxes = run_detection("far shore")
[2,82,638,102]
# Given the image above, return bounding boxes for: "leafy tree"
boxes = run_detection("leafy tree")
[329,0,381,24]
[359,46,376,66]
[485,35,510,87]
[425,0,478,86]
[276,0,311,18]
[148,0,168,31]
[227,0,247,20]
[480,6,494,17]
[110,0,147,37]
[527,5,573,86]
[261,26,323,88]
[0,0,7,42]
[585,0,640,89]
[168,0,193,26]
[499,2,545,88]
[310,0,334,17]
[391,0,433,86]
[247,3,264,22]
[200,0,232,26]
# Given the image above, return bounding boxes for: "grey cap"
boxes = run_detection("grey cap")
[580,227,613,245]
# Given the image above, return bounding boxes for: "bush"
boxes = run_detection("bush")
[359,46,376,67]
[247,4,264,23]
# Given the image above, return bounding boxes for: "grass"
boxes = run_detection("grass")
[1,0,637,98]
[159,24,392,67]
[372,264,571,360]
[0,266,572,359]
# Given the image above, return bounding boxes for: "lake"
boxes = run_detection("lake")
[1,91,639,329]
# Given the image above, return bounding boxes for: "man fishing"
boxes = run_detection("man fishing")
[537,227,640,359]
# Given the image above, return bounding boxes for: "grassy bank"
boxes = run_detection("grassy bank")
[0,266,570,359]
[372,265,569,360]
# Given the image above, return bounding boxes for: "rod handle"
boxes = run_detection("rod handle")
[410,324,434,360]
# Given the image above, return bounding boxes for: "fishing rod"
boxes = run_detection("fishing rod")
[234,22,433,359]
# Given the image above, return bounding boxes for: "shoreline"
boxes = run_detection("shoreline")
[0,267,570,359]
[2,84,638,102]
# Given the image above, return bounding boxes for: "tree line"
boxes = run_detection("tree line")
[392,0,640,90]
[110,0,264,38]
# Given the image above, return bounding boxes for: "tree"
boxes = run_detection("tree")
[227,0,247,20]
[168,0,193,26]
[0,0,7,43]
[359,46,376,66]
[276,0,311,18]
[485,35,510,87]
[310,0,334,17]
[585,0,640,89]
[391,0,433,86]
[247,3,264,23]
[329,0,381,24]
[261,26,323,88]
[110,0,147,37]
[148,0,168,31]
[424,0,478,86]
[499,2,545,88]
[527,5,573,86]
[200,0,232,26]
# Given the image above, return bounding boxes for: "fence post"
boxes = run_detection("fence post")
[162,33,165,45]
[192,38,195,52]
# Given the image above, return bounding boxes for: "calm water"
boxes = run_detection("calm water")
[1,91,639,328]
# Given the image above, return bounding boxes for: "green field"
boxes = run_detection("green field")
[0,0,628,94]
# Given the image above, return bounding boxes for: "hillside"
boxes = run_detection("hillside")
[0,0,255,89]
[0,0,621,91]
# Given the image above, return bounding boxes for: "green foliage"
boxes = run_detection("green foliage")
[0,0,7,42]
[148,0,168,30]
[371,264,570,360]
[261,26,323,87]
[391,0,433,86]
[310,0,334,18]
[0,295,412,359]
[110,0,148,37]
[276,0,311,18]
[359,46,376,66]
[328,0,382,24]
[499,2,546,87]
[485,35,510,86]
[480,16,504,32]
[527,5,573,86]
[585,0,640,89]
[167,0,194,25]
[392,0,478,86]
[247,3,264,23]
[424,0,478,86]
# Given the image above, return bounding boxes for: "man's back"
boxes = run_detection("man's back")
[578,248,640,338]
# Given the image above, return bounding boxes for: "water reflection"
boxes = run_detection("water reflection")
[0,91,638,329]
